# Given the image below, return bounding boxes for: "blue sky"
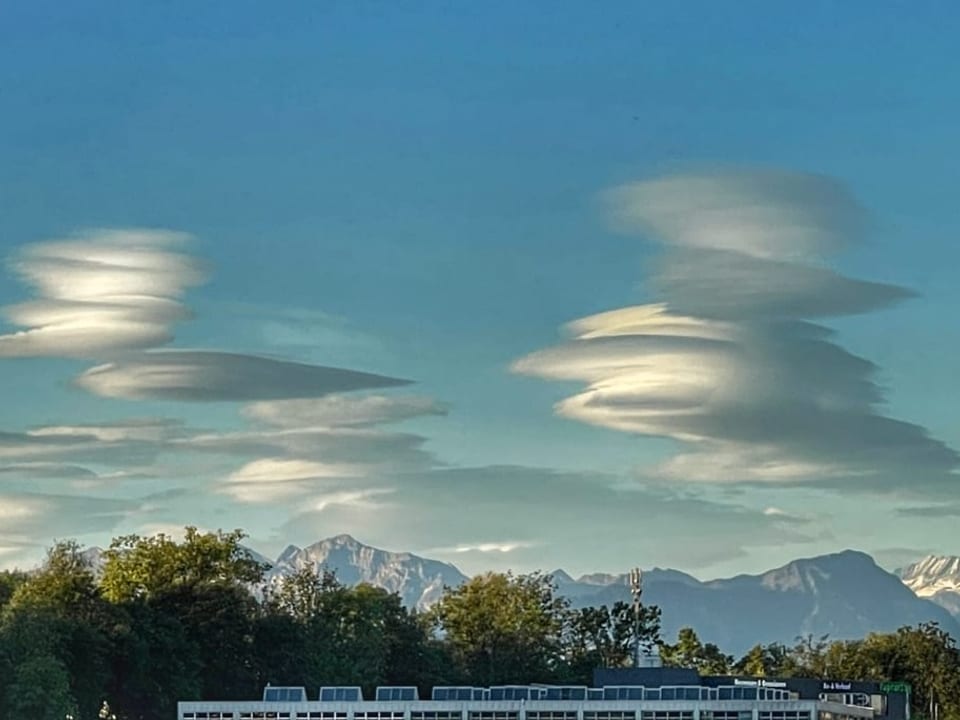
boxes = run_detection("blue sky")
[1,1,959,577]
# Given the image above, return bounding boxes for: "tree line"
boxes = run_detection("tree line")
[0,528,957,720]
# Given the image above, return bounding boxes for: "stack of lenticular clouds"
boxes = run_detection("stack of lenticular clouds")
[513,169,958,493]
[0,229,409,401]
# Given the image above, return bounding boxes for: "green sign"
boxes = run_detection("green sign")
[880,682,912,694]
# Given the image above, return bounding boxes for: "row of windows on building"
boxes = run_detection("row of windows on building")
[263,686,794,704]
[181,710,816,720]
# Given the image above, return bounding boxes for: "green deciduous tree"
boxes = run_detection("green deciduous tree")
[6,653,78,720]
[262,567,442,695]
[430,571,569,685]
[100,527,265,602]
[661,627,732,674]
[0,571,27,613]
[2,541,115,720]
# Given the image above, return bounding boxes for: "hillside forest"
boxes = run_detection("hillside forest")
[0,529,957,720]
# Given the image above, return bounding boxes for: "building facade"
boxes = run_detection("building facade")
[178,672,909,720]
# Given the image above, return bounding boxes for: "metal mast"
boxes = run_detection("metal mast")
[629,567,643,668]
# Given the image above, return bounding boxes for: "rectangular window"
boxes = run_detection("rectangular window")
[321,688,363,702]
[542,688,588,701]
[760,712,812,720]
[701,712,745,720]
[584,713,637,720]
[433,688,477,702]
[603,688,644,701]
[376,687,419,702]
[526,712,578,720]
[467,712,519,720]
[640,712,694,720]
[412,712,463,720]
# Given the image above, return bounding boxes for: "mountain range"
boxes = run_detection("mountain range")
[79,534,960,657]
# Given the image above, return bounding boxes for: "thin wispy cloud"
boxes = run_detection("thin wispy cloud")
[447,541,539,554]
[243,394,447,428]
[895,504,960,519]
[515,169,959,495]
[0,490,140,557]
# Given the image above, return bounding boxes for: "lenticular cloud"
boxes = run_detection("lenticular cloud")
[514,169,958,492]
[0,230,204,358]
[0,229,412,403]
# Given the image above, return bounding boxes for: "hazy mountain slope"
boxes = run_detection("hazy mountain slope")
[564,550,960,655]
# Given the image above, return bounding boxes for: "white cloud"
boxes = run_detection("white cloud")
[180,425,437,471]
[133,523,214,540]
[0,462,154,490]
[229,458,363,483]
[0,230,204,358]
[516,169,959,494]
[0,491,142,566]
[243,394,446,428]
[76,350,410,402]
[217,457,366,503]
[448,541,538,554]
[0,497,44,522]
[0,426,165,466]
[0,462,100,481]
[27,418,187,443]
[603,169,865,260]
[192,396,444,505]
[0,488,195,569]
[305,487,395,513]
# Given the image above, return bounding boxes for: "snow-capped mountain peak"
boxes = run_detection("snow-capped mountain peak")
[898,555,960,617]
[899,555,960,593]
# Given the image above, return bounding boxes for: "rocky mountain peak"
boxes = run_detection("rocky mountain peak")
[897,555,960,617]
[899,555,960,588]
[266,535,467,610]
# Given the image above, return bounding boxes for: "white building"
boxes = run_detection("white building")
[178,683,876,720]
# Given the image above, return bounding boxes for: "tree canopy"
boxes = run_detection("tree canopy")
[0,529,957,720]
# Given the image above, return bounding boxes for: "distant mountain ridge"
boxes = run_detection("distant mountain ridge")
[76,535,959,656]
[261,534,467,610]
[560,549,960,655]
[252,540,960,654]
